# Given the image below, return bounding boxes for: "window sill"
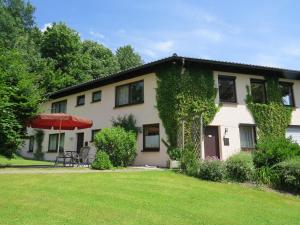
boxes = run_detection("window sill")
[75,104,85,107]
[142,149,160,152]
[219,101,238,105]
[91,100,101,104]
[27,151,33,153]
[241,148,255,152]
[114,102,144,109]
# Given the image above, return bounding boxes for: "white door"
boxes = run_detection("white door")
[286,126,300,144]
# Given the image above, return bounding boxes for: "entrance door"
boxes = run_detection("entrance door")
[76,133,84,153]
[204,126,220,159]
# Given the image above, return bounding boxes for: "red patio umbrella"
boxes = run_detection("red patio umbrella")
[29,113,93,156]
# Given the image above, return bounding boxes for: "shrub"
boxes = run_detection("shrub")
[94,127,137,167]
[253,137,300,168]
[91,151,112,170]
[271,158,300,193]
[167,147,182,161]
[198,159,225,182]
[225,152,254,182]
[111,114,141,137]
[253,167,275,185]
[180,144,199,177]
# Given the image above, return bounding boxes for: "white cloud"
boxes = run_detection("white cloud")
[89,30,105,39]
[282,46,300,57]
[41,23,52,32]
[194,29,222,42]
[153,40,174,52]
[253,54,282,68]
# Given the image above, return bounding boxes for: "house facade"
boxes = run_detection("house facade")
[20,55,300,167]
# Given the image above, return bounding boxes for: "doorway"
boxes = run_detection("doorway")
[76,132,84,153]
[204,126,220,159]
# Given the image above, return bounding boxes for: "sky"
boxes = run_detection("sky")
[31,0,300,70]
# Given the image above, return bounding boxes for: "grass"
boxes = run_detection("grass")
[0,171,299,225]
[0,155,53,166]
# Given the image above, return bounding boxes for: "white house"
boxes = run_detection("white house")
[20,55,300,167]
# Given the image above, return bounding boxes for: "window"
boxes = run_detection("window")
[28,136,34,152]
[239,125,256,150]
[250,79,266,103]
[51,100,67,113]
[115,80,144,107]
[76,95,85,106]
[48,133,65,152]
[280,82,295,107]
[92,91,102,103]
[91,129,101,142]
[143,124,160,151]
[218,76,237,103]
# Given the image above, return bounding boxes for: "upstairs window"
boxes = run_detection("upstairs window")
[51,100,67,113]
[143,124,160,151]
[76,95,85,106]
[280,82,295,107]
[92,91,102,103]
[218,76,237,103]
[115,80,144,107]
[239,125,256,150]
[28,136,34,152]
[250,79,266,103]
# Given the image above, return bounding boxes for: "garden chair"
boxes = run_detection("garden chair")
[73,146,91,167]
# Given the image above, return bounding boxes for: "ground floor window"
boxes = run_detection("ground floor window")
[48,133,65,152]
[143,124,160,151]
[91,129,101,142]
[239,125,256,150]
[28,136,34,152]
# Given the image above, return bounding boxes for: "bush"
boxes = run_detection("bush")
[180,144,199,177]
[167,147,182,161]
[225,152,254,182]
[94,127,137,167]
[271,158,300,193]
[198,159,225,182]
[111,114,141,137]
[91,151,112,170]
[253,167,275,185]
[253,137,300,168]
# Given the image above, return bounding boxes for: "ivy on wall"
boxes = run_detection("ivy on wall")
[34,129,44,160]
[246,76,292,139]
[156,63,219,149]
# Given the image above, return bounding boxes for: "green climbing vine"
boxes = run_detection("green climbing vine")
[246,76,292,139]
[34,129,44,160]
[156,63,219,150]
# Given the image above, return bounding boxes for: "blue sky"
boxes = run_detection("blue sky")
[31,0,300,70]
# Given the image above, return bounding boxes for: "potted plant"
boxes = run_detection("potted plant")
[167,147,182,169]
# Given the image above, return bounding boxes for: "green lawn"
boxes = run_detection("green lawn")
[0,155,53,166]
[0,171,299,225]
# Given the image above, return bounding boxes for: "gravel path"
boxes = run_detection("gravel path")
[0,166,165,174]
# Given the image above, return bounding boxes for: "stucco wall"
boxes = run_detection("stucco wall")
[20,70,300,165]
[21,73,169,167]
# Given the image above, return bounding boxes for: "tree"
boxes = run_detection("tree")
[0,48,42,157]
[40,22,81,71]
[0,0,36,49]
[81,40,119,78]
[40,23,92,89]
[115,45,143,71]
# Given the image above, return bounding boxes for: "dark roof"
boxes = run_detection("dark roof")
[49,54,300,99]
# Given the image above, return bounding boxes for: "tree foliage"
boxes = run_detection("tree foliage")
[0,0,144,157]
[115,45,143,70]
